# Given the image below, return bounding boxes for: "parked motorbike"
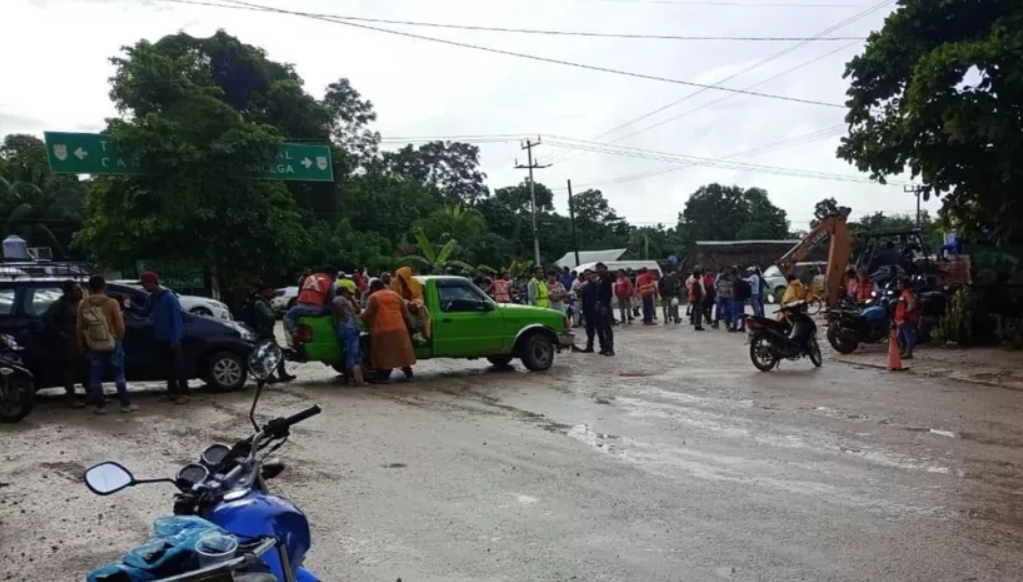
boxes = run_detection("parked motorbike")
[0,333,35,423]
[745,301,823,372]
[82,340,323,582]
[825,293,893,354]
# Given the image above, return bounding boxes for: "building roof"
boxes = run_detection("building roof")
[554,248,629,269]
[694,240,801,246]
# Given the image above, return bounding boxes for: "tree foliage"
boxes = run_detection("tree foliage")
[679,183,789,241]
[838,0,1023,239]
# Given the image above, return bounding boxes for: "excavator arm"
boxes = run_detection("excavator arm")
[777,208,853,308]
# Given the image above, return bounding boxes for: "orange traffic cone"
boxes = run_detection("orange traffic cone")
[887,326,904,371]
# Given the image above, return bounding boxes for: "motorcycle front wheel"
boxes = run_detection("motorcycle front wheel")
[749,332,778,372]
[808,336,823,368]
[0,376,35,423]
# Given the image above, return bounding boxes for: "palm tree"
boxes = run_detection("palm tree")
[414,203,487,244]
[0,177,83,256]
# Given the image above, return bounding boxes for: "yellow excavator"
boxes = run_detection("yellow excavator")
[776,209,854,309]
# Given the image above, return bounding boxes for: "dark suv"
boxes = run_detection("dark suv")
[0,278,255,392]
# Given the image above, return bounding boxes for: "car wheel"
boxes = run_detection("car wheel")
[0,377,35,423]
[520,333,554,372]
[486,356,514,368]
[206,351,248,391]
[190,306,214,318]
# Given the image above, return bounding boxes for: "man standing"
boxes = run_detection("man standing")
[594,262,615,356]
[614,269,634,325]
[748,267,765,318]
[731,268,751,332]
[44,280,89,408]
[247,286,296,383]
[285,266,337,334]
[635,267,657,325]
[894,278,919,359]
[571,271,588,327]
[527,267,549,308]
[579,269,598,352]
[136,271,189,404]
[79,276,136,414]
[547,272,567,313]
[714,267,733,329]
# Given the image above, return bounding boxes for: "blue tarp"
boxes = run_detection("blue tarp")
[86,515,231,582]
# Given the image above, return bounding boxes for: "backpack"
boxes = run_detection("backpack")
[82,299,115,352]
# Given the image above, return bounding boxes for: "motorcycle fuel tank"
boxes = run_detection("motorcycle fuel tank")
[861,305,888,322]
[206,491,316,581]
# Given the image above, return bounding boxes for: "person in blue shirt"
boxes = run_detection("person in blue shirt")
[135,271,189,404]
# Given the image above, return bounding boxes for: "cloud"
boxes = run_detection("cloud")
[2,0,931,229]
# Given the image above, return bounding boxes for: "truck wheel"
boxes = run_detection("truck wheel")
[486,356,514,368]
[0,377,35,423]
[207,351,248,391]
[520,333,555,371]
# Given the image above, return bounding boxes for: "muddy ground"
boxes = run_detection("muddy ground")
[2,322,1021,582]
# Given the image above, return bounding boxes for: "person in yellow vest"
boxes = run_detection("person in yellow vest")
[527,266,549,308]
[777,273,808,321]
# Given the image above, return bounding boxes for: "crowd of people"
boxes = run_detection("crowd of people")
[45,271,187,414]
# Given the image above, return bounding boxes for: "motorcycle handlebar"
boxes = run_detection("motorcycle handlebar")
[264,405,322,438]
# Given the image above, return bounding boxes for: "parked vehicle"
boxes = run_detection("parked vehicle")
[271,286,298,312]
[82,341,323,582]
[286,275,574,379]
[111,280,233,320]
[745,300,823,372]
[0,278,256,395]
[0,333,35,423]
[825,294,893,354]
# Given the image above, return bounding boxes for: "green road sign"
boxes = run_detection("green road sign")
[43,132,333,182]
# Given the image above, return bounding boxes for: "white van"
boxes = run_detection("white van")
[572,261,663,277]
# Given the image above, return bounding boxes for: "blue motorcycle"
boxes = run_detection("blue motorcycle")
[82,341,321,582]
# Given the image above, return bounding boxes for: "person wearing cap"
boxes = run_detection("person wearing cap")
[134,271,189,404]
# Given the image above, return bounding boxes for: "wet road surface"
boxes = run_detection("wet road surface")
[2,323,1022,581]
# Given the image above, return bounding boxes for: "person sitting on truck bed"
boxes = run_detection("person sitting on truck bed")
[391,266,431,344]
[284,266,337,335]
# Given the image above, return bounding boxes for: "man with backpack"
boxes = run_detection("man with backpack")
[135,271,189,404]
[243,286,296,384]
[78,276,136,414]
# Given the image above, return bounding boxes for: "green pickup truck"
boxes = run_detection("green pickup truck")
[284,275,575,379]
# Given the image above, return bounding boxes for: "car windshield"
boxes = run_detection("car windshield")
[763,266,782,278]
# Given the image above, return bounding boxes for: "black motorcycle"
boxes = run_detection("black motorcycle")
[0,333,36,423]
[745,301,823,372]
[825,293,893,354]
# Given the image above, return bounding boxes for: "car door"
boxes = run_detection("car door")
[432,279,505,357]
[107,285,161,382]
[19,284,66,388]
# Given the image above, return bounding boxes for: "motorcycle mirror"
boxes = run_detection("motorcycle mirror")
[84,461,135,496]
[246,340,282,431]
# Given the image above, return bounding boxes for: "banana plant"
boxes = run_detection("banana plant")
[399,226,476,275]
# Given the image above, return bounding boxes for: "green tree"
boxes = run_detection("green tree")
[399,227,474,274]
[838,0,1023,239]
[679,184,789,241]
[0,134,86,255]
[75,32,311,296]
[382,141,489,205]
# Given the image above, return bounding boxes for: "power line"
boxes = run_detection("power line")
[543,135,906,185]
[154,0,866,41]
[545,0,893,165]
[553,124,847,190]
[164,0,844,108]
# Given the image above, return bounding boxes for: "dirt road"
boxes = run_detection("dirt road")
[2,323,1021,581]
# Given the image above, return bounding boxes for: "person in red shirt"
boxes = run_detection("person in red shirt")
[285,266,337,335]
[614,270,634,324]
[492,272,513,303]
[635,267,658,325]
[894,278,919,359]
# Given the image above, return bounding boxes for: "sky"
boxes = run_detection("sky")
[1,0,935,232]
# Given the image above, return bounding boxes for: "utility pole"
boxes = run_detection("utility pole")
[515,137,550,266]
[903,184,923,228]
[566,179,581,268]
